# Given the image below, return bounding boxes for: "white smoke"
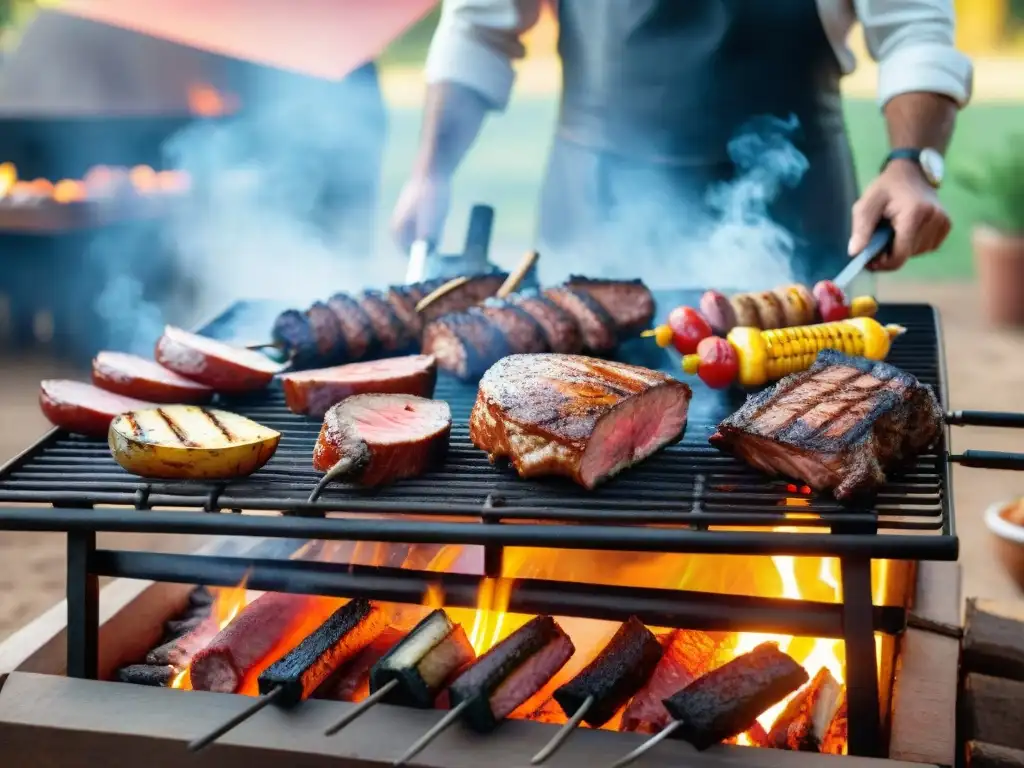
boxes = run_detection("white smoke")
[538,114,809,291]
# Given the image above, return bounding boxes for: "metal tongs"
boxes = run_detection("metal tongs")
[832,218,896,291]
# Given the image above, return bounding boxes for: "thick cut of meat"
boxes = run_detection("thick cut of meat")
[91,352,213,404]
[386,286,425,339]
[565,276,655,337]
[305,301,349,364]
[511,294,583,354]
[359,290,416,354]
[417,274,507,323]
[470,354,692,489]
[710,350,944,499]
[544,287,617,354]
[281,355,438,418]
[39,380,155,438]
[421,310,511,381]
[313,394,452,488]
[155,326,282,393]
[479,300,549,354]
[327,293,378,362]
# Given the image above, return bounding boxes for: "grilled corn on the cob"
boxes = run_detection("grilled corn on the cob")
[682,317,905,389]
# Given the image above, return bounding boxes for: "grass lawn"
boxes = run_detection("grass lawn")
[379,83,1024,280]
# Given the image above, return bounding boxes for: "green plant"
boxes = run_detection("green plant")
[955,134,1024,235]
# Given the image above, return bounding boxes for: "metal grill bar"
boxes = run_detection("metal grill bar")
[91,550,907,638]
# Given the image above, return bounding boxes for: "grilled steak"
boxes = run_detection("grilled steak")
[306,301,348,364]
[479,299,549,354]
[359,290,416,354]
[281,355,438,418]
[313,394,452,488]
[565,276,655,337]
[327,293,378,362]
[469,354,692,489]
[417,273,507,323]
[544,287,618,354]
[386,286,425,339]
[709,350,944,499]
[511,293,583,354]
[421,310,512,381]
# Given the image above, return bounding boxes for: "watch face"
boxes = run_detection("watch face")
[919,148,944,187]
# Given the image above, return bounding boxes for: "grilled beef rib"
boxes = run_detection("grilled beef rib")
[469,354,692,489]
[709,350,943,499]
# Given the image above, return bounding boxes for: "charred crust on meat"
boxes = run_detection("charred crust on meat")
[511,294,583,353]
[258,598,384,707]
[360,290,416,354]
[553,616,662,726]
[662,642,809,750]
[450,615,575,732]
[305,302,349,363]
[544,287,618,353]
[386,286,425,339]
[327,293,379,361]
[427,311,512,381]
[272,309,319,365]
[417,273,508,323]
[710,350,943,499]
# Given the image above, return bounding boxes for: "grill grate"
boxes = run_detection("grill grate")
[0,296,955,560]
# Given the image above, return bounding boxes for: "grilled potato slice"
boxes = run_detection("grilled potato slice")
[109,405,280,479]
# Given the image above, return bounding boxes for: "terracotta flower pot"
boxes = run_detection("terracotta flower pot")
[973,224,1024,327]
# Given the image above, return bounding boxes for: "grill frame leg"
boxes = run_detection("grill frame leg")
[841,555,882,757]
[66,527,99,680]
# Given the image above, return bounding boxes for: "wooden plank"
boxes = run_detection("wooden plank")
[962,673,1024,751]
[888,628,960,766]
[0,672,922,768]
[963,599,1024,680]
[908,561,962,638]
[968,742,1024,768]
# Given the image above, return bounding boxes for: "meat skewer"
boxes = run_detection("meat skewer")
[187,598,385,752]
[309,394,452,500]
[530,616,662,765]
[608,642,808,768]
[393,615,575,767]
[314,626,408,702]
[323,608,476,735]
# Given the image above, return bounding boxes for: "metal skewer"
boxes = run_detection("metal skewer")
[607,719,684,768]
[392,698,472,767]
[323,678,400,735]
[187,685,287,752]
[530,694,593,764]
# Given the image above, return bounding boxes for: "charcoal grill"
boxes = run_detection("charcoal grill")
[0,290,1009,760]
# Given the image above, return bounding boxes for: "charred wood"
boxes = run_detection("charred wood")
[962,673,1024,751]
[968,741,1024,768]
[766,667,843,752]
[116,664,177,687]
[188,586,214,608]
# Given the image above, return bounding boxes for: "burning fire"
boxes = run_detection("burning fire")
[172,523,894,753]
[170,577,250,690]
[0,162,190,203]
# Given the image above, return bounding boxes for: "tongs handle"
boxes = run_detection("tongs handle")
[946,411,1024,429]
[949,450,1024,471]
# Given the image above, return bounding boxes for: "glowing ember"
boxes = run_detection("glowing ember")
[0,163,191,203]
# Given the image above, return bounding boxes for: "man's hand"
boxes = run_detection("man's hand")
[390,173,452,252]
[848,160,951,271]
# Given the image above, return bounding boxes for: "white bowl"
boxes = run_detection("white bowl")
[984,498,1024,591]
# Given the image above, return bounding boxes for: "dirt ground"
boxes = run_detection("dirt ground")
[0,281,1022,642]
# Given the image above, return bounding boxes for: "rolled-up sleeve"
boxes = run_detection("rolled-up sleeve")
[424,0,544,110]
[855,0,974,108]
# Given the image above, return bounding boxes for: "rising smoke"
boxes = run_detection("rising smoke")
[540,114,809,290]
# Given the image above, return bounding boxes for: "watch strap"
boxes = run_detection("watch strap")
[880,148,922,172]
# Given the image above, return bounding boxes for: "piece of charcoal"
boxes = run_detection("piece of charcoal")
[117,664,177,687]
[189,586,214,607]
[165,616,205,639]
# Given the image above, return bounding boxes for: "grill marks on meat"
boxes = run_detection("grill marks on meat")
[470,354,692,489]
[565,276,656,338]
[312,394,452,489]
[710,350,943,499]
[327,293,377,362]
[544,287,618,354]
[421,311,512,381]
[511,294,583,354]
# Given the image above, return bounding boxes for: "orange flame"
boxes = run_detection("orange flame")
[0,163,191,202]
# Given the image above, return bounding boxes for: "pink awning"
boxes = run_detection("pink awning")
[57,0,439,80]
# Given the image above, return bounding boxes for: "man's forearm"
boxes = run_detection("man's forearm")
[882,92,958,153]
[413,83,493,178]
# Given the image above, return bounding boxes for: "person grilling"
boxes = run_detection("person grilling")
[391,0,973,286]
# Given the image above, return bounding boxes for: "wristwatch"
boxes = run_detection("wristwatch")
[881,148,945,189]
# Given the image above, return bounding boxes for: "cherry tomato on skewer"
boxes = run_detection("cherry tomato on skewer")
[681,336,739,389]
[641,306,713,355]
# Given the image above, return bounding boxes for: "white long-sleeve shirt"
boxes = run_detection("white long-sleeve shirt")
[425,0,974,112]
